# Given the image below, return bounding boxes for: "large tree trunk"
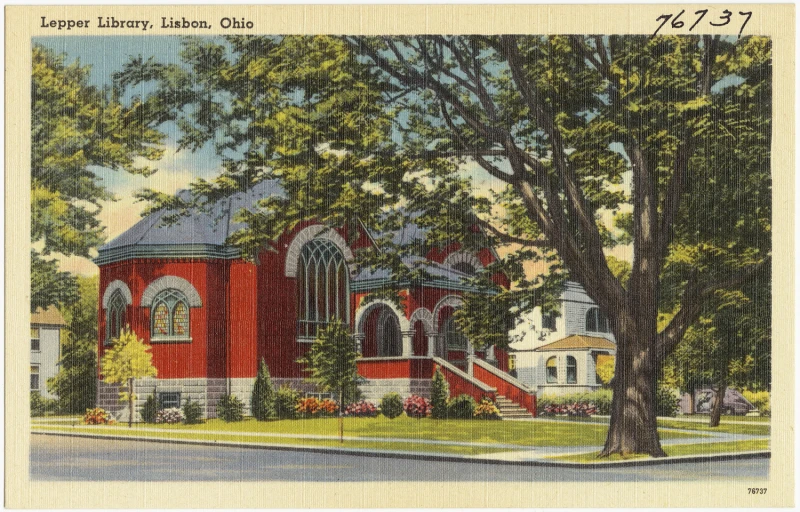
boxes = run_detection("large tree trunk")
[600,330,667,457]
[709,383,727,427]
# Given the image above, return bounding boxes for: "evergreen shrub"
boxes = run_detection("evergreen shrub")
[430,368,449,419]
[447,394,477,419]
[655,385,679,417]
[183,398,203,424]
[274,385,299,419]
[217,394,244,422]
[141,391,160,423]
[251,359,276,421]
[380,392,404,419]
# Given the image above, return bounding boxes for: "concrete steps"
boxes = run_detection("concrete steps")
[495,395,535,420]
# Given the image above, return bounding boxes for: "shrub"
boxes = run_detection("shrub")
[295,397,338,417]
[343,400,378,417]
[430,368,449,419]
[403,395,431,419]
[30,391,56,417]
[83,407,114,425]
[742,390,770,417]
[655,385,679,417]
[141,391,160,423]
[447,394,477,419]
[380,392,404,419]
[537,390,613,415]
[183,398,203,424]
[155,407,185,424]
[250,359,275,421]
[216,394,244,422]
[474,398,502,420]
[274,385,299,419]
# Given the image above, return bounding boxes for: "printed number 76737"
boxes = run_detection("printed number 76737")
[653,9,753,38]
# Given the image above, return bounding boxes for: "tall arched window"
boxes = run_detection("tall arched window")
[297,239,349,338]
[151,289,190,340]
[106,290,127,344]
[378,311,402,357]
[546,356,558,383]
[585,307,610,333]
[566,356,578,384]
[442,316,468,351]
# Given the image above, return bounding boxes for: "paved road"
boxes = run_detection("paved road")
[31,435,769,482]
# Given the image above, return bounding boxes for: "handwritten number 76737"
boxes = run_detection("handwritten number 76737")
[653,9,753,38]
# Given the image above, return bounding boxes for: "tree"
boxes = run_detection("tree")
[297,322,361,442]
[119,35,771,456]
[31,45,164,311]
[100,328,157,427]
[430,367,450,419]
[47,275,98,413]
[250,359,276,421]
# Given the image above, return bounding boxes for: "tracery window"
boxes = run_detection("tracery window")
[151,289,190,340]
[106,290,127,344]
[297,239,349,338]
[585,307,610,333]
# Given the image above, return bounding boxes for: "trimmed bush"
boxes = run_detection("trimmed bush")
[447,394,477,419]
[83,407,114,425]
[537,389,613,415]
[742,390,770,417]
[141,391,160,423]
[275,385,299,419]
[380,392,404,419]
[403,395,431,419]
[474,398,502,420]
[655,385,679,417]
[250,359,276,421]
[183,398,203,424]
[430,368,449,419]
[217,394,244,422]
[343,400,378,417]
[30,391,56,417]
[156,407,185,424]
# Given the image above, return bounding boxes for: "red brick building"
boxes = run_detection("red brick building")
[96,181,535,419]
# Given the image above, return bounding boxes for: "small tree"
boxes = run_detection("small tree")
[430,367,449,419]
[100,327,157,427]
[251,358,276,421]
[297,322,361,443]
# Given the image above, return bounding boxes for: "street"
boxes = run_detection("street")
[31,434,769,482]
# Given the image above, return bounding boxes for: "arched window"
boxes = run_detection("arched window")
[378,311,402,357]
[442,316,468,351]
[546,356,558,383]
[297,239,349,338]
[585,307,610,333]
[151,289,190,340]
[566,356,577,384]
[106,290,127,344]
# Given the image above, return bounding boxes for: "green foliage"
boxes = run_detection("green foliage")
[182,398,204,424]
[216,394,244,422]
[447,394,477,419]
[30,391,56,417]
[274,385,299,419]
[430,368,450,419]
[380,393,404,419]
[297,322,361,408]
[250,359,276,421]
[742,390,770,417]
[31,45,164,312]
[538,390,614,415]
[655,385,680,417]
[100,328,157,426]
[141,391,160,423]
[595,357,615,386]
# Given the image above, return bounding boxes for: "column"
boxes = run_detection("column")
[401,330,414,357]
[426,334,437,357]
[354,334,365,355]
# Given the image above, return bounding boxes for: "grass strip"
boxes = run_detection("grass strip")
[547,439,770,463]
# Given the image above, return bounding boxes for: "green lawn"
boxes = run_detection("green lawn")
[32,415,699,448]
[675,414,771,423]
[548,439,770,463]
[540,415,770,436]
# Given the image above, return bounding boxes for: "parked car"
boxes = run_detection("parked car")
[680,388,757,415]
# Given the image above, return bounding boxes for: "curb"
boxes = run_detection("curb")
[31,430,770,469]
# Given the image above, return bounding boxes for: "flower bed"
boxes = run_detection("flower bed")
[296,397,338,417]
[83,407,114,425]
[343,400,378,417]
[403,395,431,419]
[155,407,185,424]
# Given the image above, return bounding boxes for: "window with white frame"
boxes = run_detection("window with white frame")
[30,365,40,391]
[566,355,578,384]
[546,356,558,383]
[585,307,610,333]
[31,327,40,352]
[106,289,127,344]
[296,239,349,338]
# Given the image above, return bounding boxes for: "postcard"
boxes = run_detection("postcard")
[6,4,794,508]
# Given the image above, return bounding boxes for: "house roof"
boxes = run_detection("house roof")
[534,335,616,352]
[31,306,66,327]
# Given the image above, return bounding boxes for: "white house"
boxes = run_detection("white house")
[508,281,616,396]
[31,306,65,399]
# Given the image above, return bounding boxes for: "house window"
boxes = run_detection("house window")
[297,239,349,338]
[159,392,181,409]
[31,327,40,352]
[106,289,127,344]
[541,311,556,331]
[546,356,558,383]
[151,289,191,341]
[585,307,610,333]
[566,356,577,384]
[442,316,468,351]
[508,354,517,371]
[30,365,40,391]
